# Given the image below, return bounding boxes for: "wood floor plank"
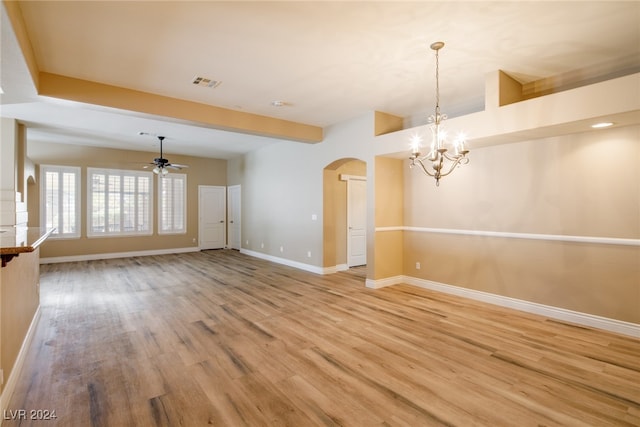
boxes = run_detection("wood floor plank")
[4,249,639,426]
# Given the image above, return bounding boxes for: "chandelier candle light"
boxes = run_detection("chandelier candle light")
[409,41,469,186]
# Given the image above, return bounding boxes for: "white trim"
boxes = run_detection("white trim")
[40,247,199,264]
[365,275,639,338]
[376,226,640,246]
[336,263,349,273]
[227,185,242,250]
[87,167,154,238]
[375,226,404,232]
[0,306,41,424]
[158,173,187,235]
[339,174,366,181]
[366,275,403,289]
[40,165,81,239]
[240,249,326,274]
[322,264,349,274]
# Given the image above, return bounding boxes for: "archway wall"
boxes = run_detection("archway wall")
[228,110,401,277]
[322,159,366,269]
[230,112,378,272]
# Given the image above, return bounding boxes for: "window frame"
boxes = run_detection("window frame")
[40,165,81,239]
[158,173,187,235]
[87,167,153,238]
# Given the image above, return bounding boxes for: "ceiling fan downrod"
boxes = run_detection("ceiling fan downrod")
[158,136,165,160]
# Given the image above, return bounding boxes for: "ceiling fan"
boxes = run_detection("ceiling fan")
[146,135,189,175]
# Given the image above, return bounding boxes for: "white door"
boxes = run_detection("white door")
[199,185,226,250]
[228,185,241,250]
[347,178,367,267]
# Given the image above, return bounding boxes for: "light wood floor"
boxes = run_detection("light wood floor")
[5,250,640,426]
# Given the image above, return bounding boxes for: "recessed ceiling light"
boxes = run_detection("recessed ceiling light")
[591,122,614,129]
[271,100,286,107]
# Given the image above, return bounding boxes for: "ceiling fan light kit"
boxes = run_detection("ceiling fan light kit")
[153,166,169,176]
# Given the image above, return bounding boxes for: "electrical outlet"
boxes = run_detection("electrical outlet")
[280,246,284,253]
[416,262,421,270]
[0,368,4,385]
[261,242,264,249]
[307,251,312,258]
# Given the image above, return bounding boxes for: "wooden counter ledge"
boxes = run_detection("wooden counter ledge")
[0,227,55,267]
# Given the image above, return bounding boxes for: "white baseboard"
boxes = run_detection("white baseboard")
[366,275,403,289]
[40,247,200,264]
[240,249,326,274]
[366,275,640,338]
[0,306,41,425]
[323,264,349,274]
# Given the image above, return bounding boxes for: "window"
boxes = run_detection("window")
[158,174,186,234]
[40,165,81,238]
[87,168,152,237]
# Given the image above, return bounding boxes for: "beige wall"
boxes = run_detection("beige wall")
[374,157,403,280]
[401,125,640,323]
[27,141,226,259]
[404,128,639,236]
[403,232,639,321]
[0,249,40,395]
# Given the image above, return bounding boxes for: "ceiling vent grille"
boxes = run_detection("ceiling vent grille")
[192,76,221,88]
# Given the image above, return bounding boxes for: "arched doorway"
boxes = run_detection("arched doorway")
[322,158,367,273]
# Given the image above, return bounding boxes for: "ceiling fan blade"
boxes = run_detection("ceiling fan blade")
[167,163,189,169]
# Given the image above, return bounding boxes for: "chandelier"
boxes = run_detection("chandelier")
[409,41,469,186]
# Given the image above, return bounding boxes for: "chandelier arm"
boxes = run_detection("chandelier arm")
[441,152,458,162]
[411,158,436,178]
[442,152,469,162]
[437,156,467,178]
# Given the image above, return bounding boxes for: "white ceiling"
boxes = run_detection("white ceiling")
[1,1,639,160]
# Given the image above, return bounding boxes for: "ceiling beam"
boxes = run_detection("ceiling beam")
[38,72,323,143]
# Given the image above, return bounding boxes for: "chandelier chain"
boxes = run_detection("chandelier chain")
[434,47,440,117]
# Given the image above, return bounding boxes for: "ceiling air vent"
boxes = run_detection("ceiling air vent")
[192,76,221,88]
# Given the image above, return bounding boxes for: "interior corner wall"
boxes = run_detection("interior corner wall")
[374,156,404,280]
[403,125,640,323]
